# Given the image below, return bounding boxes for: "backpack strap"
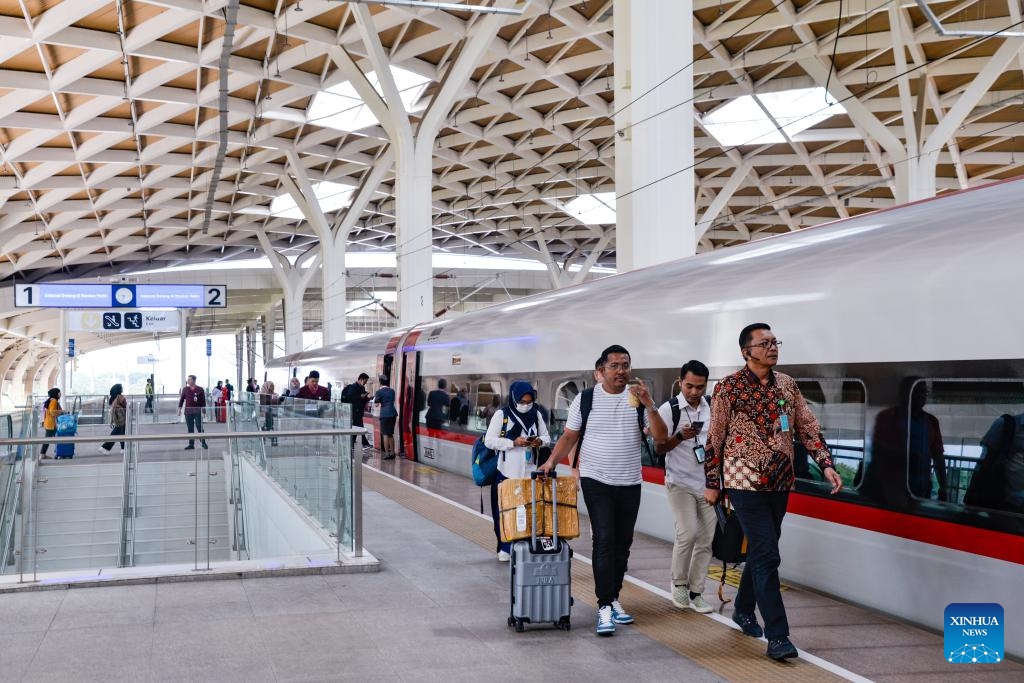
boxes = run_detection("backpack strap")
[669,396,681,434]
[572,388,594,469]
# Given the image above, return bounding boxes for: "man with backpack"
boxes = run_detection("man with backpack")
[654,360,715,614]
[539,345,668,637]
[967,412,1023,513]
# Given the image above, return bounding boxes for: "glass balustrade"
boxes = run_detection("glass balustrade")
[0,397,363,582]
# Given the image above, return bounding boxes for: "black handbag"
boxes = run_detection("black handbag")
[711,496,747,603]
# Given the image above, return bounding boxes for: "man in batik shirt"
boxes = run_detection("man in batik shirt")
[704,323,843,662]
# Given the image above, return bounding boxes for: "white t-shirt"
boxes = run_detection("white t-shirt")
[567,385,644,486]
[658,394,710,492]
[484,408,551,480]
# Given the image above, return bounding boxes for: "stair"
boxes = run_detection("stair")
[130,460,229,566]
[32,462,123,572]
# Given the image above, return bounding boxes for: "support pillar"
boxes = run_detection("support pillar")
[261,309,276,370]
[614,0,695,271]
[234,331,243,392]
[15,350,37,400]
[320,232,347,345]
[282,276,306,356]
[395,135,435,327]
[58,310,67,392]
[245,322,257,382]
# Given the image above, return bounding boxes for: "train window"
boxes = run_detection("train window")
[794,378,867,489]
[472,381,502,432]
[889,379,1024,512]
[551,378,587,441]
[420,377,452,428]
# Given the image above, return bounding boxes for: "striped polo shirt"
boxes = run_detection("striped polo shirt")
[567,384,644,486]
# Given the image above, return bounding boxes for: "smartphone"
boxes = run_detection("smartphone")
[690,421,705,432]
[693,444,707,464]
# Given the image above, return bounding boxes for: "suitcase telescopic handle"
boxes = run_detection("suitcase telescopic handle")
[529,470,559,550]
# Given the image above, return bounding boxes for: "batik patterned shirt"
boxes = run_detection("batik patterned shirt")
[704,367,833,492]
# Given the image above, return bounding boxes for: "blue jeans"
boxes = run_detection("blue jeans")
[580,477,641,607]
[490,470,510,553]
[727,489,790,639]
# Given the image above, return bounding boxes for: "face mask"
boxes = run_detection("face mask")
[516,402,532,414]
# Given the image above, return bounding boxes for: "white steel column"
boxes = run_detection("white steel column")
[245,322,257,382]
[179,310,187,391]
[58,310,67,391]
[256,230,321,356]
[615,0,695,271]
[261,309,276,368]
[234,331,243,391]
[395,133,434,326]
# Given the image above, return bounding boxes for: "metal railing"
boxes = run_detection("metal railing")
[0,421,366,581]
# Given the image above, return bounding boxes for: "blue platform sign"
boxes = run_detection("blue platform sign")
[67,338,75,358]
[206,339,212,357]
[14,284,227,309]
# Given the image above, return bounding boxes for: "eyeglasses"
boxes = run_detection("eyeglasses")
[604,362,631,372]
[745,339,781,351]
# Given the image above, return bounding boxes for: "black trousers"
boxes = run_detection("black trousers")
[185,413,207,447]
[728,489,790,639]
[101,425,125,451]
[490,470,510,553]
[350,414,371,450]
[580,477,642,607]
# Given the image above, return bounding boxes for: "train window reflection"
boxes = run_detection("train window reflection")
[907,379,1024,513]
[472,381,502,432]
[794,378,866,489]
[551,379,586,441]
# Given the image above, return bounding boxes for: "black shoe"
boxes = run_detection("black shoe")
[184,445,195,450]
[732,611,764,638]
[766,638,798,661]
[382,453,395,460]
[201,442,209,449]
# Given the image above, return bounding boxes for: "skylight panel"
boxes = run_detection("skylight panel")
[307,66,431,133]
[269,181,354,220]
[703,87,846,147]
[565,192,616,225]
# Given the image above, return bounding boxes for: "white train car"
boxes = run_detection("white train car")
[269,178,1024,656]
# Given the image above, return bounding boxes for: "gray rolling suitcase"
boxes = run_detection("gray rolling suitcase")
[507,471,573,632]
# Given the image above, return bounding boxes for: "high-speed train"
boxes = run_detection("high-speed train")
[269,178,1024,656]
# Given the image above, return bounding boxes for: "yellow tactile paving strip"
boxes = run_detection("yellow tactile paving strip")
[364,467,845,683]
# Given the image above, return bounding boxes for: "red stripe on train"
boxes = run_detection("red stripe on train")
[409,426,1023,565]
[786,493,1023,565]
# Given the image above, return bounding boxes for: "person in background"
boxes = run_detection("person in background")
[177,375,209,450]
[144,378,154,414]
[539,345,668,637]
[224,379,234,401]
[40,387,64,459]
[704,323,842,661]
[374,376,398,460]
[486,380,551,562]
[480,395,501,421]
[246,378,259,394]
[655,360,715,614]
[282,377,302,398]
[99,384,127,454]
[425,378,449,429]
[260,380,279,447]
[214,380,226,423]
[342,373,372,450]
[298,370,331,401]
[872,378,947,502]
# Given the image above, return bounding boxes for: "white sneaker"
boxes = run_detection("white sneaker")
[690,594,713,613]
[671,585,690,609]
[497,550,510,562]
[98,446,108,455]
[596,605,615,636]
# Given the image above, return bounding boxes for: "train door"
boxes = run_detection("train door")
[399,349,422,460]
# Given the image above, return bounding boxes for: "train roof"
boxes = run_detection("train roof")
[271,178,1024,375]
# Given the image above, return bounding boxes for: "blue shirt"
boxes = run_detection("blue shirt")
[375,387,397,418]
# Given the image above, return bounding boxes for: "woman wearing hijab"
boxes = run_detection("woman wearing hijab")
[40,387,64,459]
[99,383,127,454]
[484,380,551,562]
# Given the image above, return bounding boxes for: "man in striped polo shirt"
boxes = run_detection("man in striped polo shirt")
[541,345,668,636]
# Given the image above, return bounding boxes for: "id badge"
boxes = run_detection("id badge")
[779,414,791,432]
[693,445,706,464]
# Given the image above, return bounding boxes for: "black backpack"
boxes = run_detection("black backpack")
[963,414,1017,511]
[571,387,656,468]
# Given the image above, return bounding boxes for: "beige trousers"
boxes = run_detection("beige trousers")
[666,482,717,595]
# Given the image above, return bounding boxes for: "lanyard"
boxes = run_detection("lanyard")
[681,401,703,443]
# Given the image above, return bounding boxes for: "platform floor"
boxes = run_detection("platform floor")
[3,434,1020,682]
